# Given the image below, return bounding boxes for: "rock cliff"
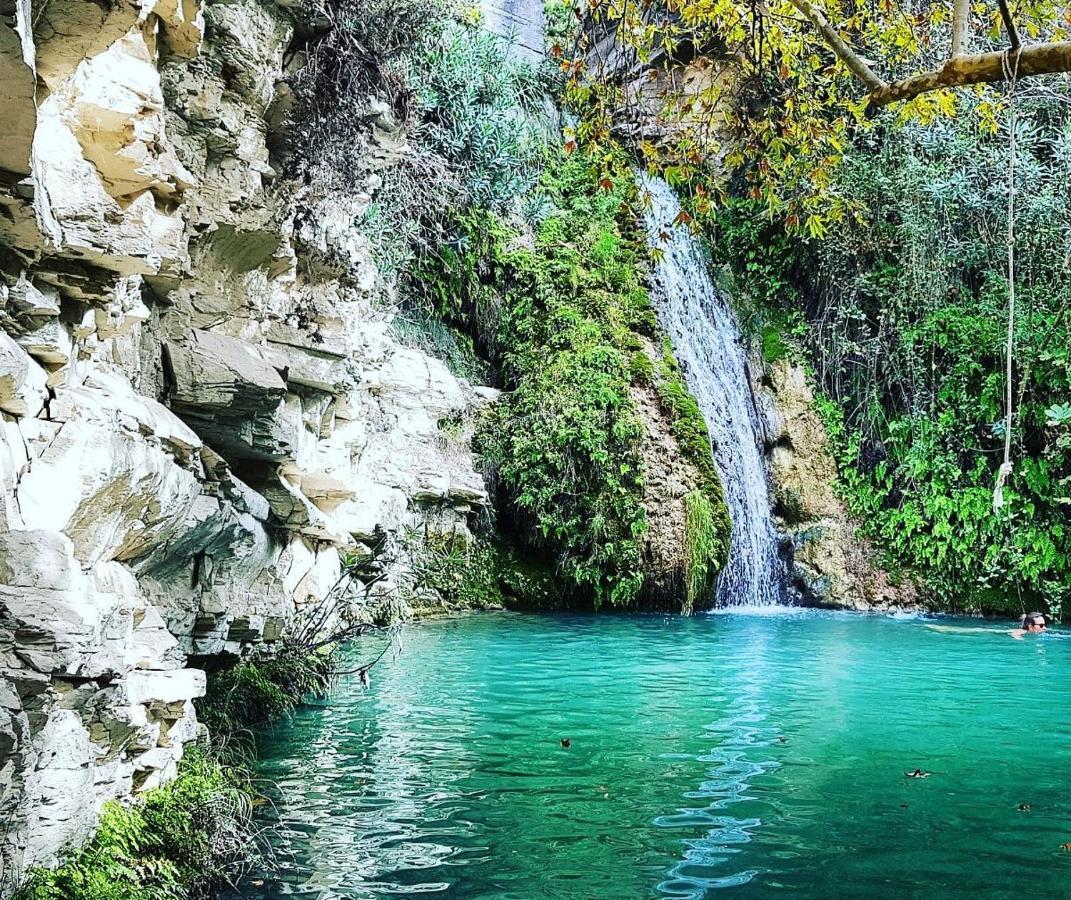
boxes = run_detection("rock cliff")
[0,0,490,887]
[755,358,918,610]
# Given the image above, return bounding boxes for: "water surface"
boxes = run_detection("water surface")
[242,610,1071,898]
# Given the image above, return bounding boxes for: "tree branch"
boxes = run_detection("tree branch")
[867,42,1071,108]
[997,0,1021,51]
[951,0,971,57]
[785,0,885,91]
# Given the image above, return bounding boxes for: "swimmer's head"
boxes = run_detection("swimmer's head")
[1021,612,1047,633]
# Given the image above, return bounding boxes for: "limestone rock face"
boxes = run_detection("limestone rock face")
[0,0,492,887]
[756,358,917,610]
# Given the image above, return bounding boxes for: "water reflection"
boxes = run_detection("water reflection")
[656,624,781,895]
[239,612,1071,900]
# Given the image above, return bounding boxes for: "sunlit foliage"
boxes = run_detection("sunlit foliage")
[553,0,1070,232]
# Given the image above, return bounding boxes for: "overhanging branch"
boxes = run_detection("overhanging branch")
[785,0,885,92]
[867,42,1071,108]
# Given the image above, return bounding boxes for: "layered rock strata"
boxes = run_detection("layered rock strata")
[0,0,489,886]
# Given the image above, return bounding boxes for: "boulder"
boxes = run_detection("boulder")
[124,669,206,706]
[15,380,203,565]
[64,31,194,200]
[8,278,61,319]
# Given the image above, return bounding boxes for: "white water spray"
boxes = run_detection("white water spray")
[639,174,786,607]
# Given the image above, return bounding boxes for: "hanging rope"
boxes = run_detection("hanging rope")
[992,46,1021,512]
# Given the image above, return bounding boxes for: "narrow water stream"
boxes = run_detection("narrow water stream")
[239,611,1071,898]
[638,175,785,607]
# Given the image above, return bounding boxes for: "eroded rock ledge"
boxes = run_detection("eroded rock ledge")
[0,0,491,885]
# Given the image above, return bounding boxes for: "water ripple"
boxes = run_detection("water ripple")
[234,612,1071,900]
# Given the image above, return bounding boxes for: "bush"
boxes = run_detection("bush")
[197,641,334,741]
[409,532,566,611]
[399,20,544,212]
[292,4,545,279]
[15,749,253,900]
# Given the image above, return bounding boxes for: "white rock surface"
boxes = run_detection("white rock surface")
[0,0,494,887]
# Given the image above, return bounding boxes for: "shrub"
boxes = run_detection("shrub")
[399,20,544,212]
[292,4,545,279]
[197,641,333,741]
[15,749,253,900]
[409,532,565,611]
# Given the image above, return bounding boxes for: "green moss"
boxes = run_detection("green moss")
[629,350,655,386]
[652,340,732,582]
[427,148,730,610]
[684,491,723,615]
[653,345,732,603]
[444,152,654,606]
[411,533,568,612]
[14,749,252,900]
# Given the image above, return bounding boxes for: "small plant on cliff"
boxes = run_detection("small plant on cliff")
[197,641,334,741]
[15,749,253,900]
[683,491,724,615]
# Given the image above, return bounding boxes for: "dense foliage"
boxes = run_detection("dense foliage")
[428,151,729,607]
[15,751,252,900]
[557,0,1070,232]
[712,94,1071,617]
[197,641,334,741]
[410,532,567,610]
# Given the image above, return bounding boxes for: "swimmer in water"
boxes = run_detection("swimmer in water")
[924,612,1049,640]
[1008,612,1047,640]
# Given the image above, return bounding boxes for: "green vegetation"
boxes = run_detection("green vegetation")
[711,95,1071,618]
[425,150,729,608]
[400,19,544,211]
[410,532,565,611]
[197,641,334,741]
[683,491,725,615]
[14,750,252,900]
[302,2,546,278]
[653,341,731,517]
[652,342,732,608]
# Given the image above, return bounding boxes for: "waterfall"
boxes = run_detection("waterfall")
[638,174,786,607]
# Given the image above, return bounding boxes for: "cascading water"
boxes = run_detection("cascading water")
[638,174,786,607]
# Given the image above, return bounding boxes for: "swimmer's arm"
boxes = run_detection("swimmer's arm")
[924,624,999,635]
